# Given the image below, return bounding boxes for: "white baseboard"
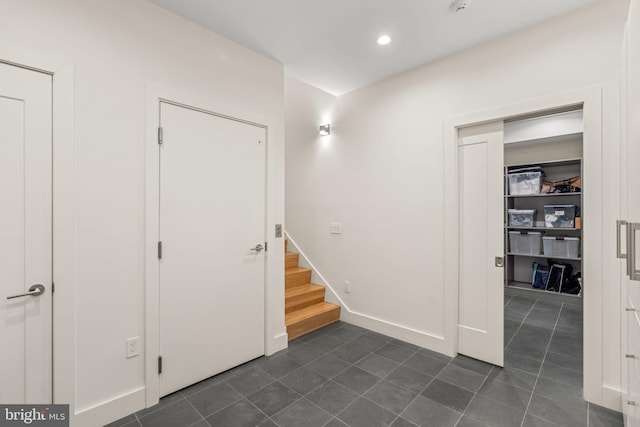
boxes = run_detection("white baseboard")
[267,332,288,355]
[599,385,622,412]
[74,387,145,427]
[340,310,452,356]
[285,232,452,357]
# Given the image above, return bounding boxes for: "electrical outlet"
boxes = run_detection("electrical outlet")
[344,281,351,293]
[126,337,139,358]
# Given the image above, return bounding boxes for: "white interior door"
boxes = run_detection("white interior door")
[158,102,266,396]
[0,62,52,403]
[458,121,504,366]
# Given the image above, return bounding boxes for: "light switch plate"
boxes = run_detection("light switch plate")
[330,223,342,234]
[344,281,351,293]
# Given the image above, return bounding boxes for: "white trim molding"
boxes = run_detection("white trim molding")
[75,388,145,427]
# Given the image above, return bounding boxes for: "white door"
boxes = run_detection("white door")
[158,102,266,396]
[0,62,52,403]
[458,121,504,366]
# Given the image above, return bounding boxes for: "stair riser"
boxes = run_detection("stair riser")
[287,307,341,340]
[285,288,325,314]
[285,270,311,288]
[285,253,299,269]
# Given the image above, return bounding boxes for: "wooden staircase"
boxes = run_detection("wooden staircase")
[285,240,340,340]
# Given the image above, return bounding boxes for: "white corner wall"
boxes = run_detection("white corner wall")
[285,1,628,409]
[0,1,285,425]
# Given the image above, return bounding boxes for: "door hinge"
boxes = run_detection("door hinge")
[158,241,163,259]
[158,356,163,374]
[51,283,55,293]
[158,127,163,145]
[265,241,268,252]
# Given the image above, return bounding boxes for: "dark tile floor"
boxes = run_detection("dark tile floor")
[107,295,623,427]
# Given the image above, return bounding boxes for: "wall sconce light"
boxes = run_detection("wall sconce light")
[319,124,331,136]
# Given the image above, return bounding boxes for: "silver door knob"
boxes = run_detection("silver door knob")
[7,284,45,300]
[250,244,264,253]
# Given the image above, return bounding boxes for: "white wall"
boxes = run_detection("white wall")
[0,0,285,425]
[285,1,627,409]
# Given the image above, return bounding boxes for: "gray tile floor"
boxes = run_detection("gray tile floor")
[107,295,623,427]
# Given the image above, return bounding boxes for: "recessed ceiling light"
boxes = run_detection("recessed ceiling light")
[377,35,391,46]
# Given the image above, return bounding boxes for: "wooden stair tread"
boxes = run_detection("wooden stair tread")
[285,266,311,275]
[285,302,340,326]
[285,283,324,298]
[285,284,325,314]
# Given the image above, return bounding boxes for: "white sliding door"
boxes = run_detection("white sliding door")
[458,121,504,367]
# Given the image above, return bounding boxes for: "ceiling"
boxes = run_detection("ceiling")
[150,0,601,95]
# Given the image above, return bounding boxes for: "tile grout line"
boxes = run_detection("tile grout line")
[504,295,514,307]
[504,299,539,350]
[222,374,283,425]
[330,343,425,426]
[519,299,564,427]
[182,394,211,426]
[392,350,469,426]
[246,396,282,427]
[452,362,498,427]
[340,343,424,426]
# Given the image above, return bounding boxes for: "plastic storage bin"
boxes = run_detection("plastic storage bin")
[542,236,580,258]
[508,172,542,195]
[509,231,542,255]
[544,205,576,228]
[508,209,536,227]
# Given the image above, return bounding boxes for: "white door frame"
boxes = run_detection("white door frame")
[0,46,76,413]
[444,87,605,404]
[144,85,284,408]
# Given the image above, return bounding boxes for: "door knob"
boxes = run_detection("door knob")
[7,284,45,300]
[250,244,264,253]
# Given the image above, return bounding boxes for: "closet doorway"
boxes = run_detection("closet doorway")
[446,87,604,404]
[502,110,584,404]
